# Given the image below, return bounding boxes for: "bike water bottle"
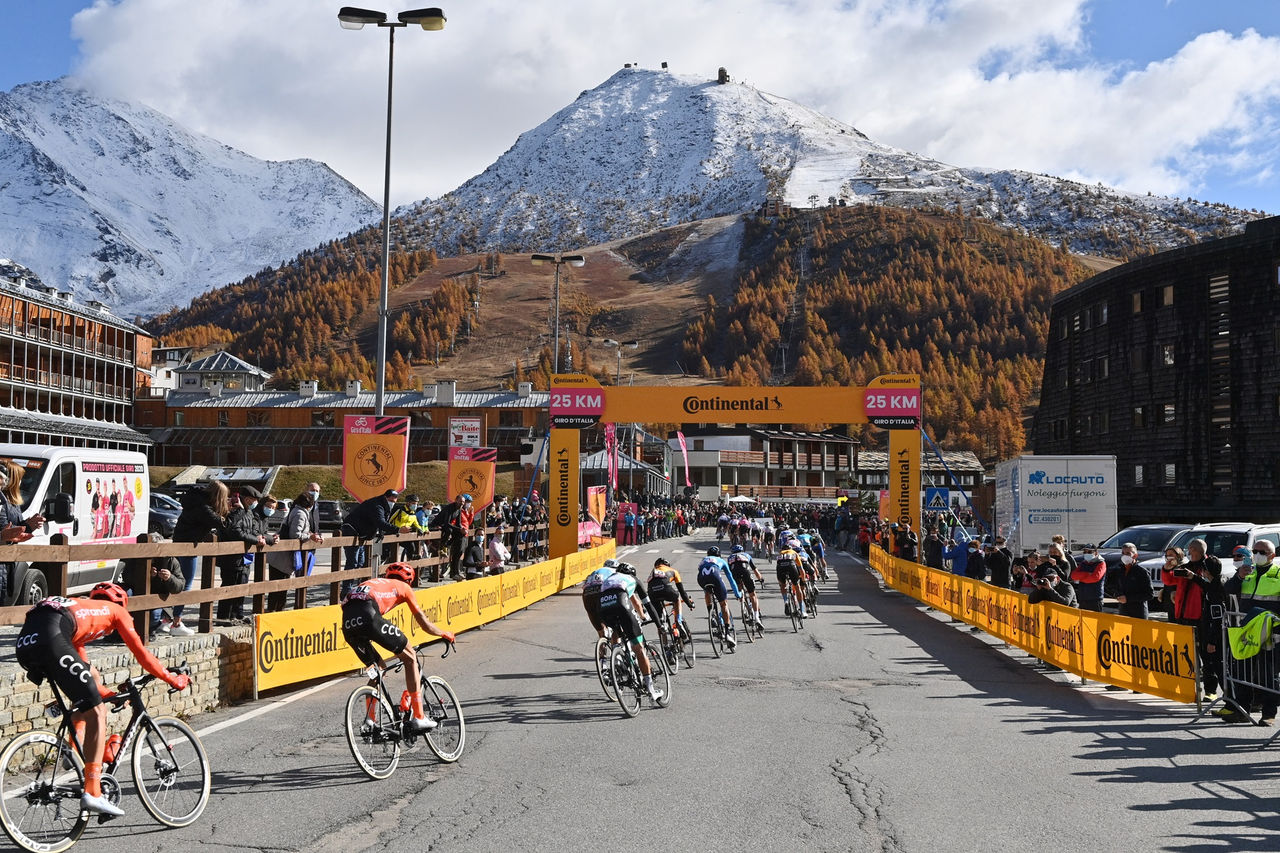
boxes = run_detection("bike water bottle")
[103,734,123,765]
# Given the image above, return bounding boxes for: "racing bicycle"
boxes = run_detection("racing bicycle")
[738,591,763,642]
[344,642,465,780]
[0,663,209,853]
[610,640,672,718]
[706,597,735,657]
[656,602,696,672]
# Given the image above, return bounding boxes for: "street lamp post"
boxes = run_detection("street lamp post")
[601,338,639,384]
[530,253,585,374]
[338,6,446,416]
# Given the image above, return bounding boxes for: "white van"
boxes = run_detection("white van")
[0,444,149,604]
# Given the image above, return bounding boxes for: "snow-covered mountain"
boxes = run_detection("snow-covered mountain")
[399,68,1259,257]
[0,79,380,317]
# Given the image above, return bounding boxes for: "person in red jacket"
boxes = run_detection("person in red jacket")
[14,583,190,817]
[1070,545,1108,611]
[341,563,455,733]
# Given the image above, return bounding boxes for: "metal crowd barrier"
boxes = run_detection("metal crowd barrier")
[1197,605,1280,727]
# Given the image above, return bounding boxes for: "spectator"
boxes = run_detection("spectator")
[305,481,322,533]
[942,536,972,577]
[218,488,277,623]
[1236,540,1280,725]
[1027,564,1078,607]
[432,493,475,580]
[1011,555,1033,592]
[488,523,511,573]
[1070,545,1107,611]
[922,530,945,570]
[462,535,487,579]
[341,489,409,578]
[1115,542,1152,619]
[964,540,987,582]
[267,491,322,612]
[1170,539,1225,701]
[985,541,1012,589]
[1045,542,1074,578]
[168,480,230,635]
[0,459,43,602]
[390,494,428,561]
[900,529,919,562]
[120,533,185,635]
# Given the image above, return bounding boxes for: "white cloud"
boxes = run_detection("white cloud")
[67,0,1280,211]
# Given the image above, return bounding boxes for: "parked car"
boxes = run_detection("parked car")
[316,500,347,533]
[265,498,293,532]
[1094,523,1193,597]
[149,492,181,539]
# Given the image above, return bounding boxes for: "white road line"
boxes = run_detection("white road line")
[194,676,343,739]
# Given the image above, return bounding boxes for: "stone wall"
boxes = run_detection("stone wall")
[0,627,254,741]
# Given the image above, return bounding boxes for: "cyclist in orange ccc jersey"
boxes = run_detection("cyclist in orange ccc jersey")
[14,582,191,818]
[342,563,456,733]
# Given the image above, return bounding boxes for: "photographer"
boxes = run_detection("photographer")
[1166,538,1225,701]
[1027,565,1078,607]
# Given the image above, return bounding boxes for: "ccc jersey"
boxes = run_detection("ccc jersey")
[343,577,421,618]
[27,596,173,684]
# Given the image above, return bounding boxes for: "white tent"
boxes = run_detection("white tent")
[727,495,757,503]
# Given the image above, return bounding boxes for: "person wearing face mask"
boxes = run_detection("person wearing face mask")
[389,494,428,561]
[217,487,278,622]
[305,482,322,533]
[1115,542,1152,619]
[1070,545,1108,612]
[341,489,412,582]
[1172,539,1226,702]
[1234,540,1280,725]
[267,491,324,612]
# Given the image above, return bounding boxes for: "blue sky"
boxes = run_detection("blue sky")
[2,0,1279,214]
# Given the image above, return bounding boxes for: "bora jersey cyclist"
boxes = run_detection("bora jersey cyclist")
[342,564,455,734]
[15,585,190,817]
[583,562,618,637]
[597,570,663,700]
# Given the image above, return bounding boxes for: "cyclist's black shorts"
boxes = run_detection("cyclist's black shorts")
[648,584,679,611]
[341,598,408,668]
[730,565,756,594]
[15,606,101,713]
[598,591,643,642]
[698,568,729,602]
[582,589,604,631]
[762,530,775,543]
[775,561,800,585]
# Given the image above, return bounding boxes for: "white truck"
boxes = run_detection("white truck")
[993,455,1117,556]
[0,444,149,604]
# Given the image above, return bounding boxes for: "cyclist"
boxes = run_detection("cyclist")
[749,518,761,551]
[598,564,664,700]
[14,582,191,817]
[582,559,619,639]
[761,519,776,559]
[697,546,739,649]
[728,544,766,631]
[808,528,829,579]
[647,557,696,639]
[716,511,730,541]
[342,563,456,735]
[775,543,808,618]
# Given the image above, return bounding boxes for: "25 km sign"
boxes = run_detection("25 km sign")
[550,374,605,429]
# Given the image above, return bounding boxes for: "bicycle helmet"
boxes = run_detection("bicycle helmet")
[615,562,638,577]
[731,544,744,554]
[383,562,416,585]
[653,557,671,568]
[602,558,621,569]
[88,582,127,608]
[707,546,720,557]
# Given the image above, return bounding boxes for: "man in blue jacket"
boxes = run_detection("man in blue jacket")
[942,537,974,576]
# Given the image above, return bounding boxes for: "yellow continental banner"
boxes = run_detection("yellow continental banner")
[254,539,618,691]
[870,546,1197,702]
[604,386,868,425]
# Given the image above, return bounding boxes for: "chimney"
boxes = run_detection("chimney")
[207,381,223,398]
[345,379,362,398]
[437,380,456,405]
[299,380,318,398]
[517,382,532,398]
[57,291,72,302]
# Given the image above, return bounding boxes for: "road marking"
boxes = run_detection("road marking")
[194,677,341,739]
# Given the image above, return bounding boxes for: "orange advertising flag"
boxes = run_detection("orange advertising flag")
[342,415,409,502]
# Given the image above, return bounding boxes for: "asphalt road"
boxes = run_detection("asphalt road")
[53,539,1280,853]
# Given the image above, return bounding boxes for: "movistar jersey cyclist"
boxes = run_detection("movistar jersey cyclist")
[647,558,695,637]
[342,563,456,734]
[697,546,739,648]
[14,583,191,817]
[598,567,663,700]
[728,545,765,631]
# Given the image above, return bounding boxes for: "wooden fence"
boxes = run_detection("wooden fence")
[0,523,549,642]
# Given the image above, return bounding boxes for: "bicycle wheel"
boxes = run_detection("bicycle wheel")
[679,620,696,669]
[0,731,88,853]
[344,685,400,780]
[612,646,641,718]
[421,676,466,763]
[789,590,802,632]
[646,643,672,708]
[658,621,680,673]
[595,637,617,701]
[131,716,210,827]
[807,582,819,618]
[707,607,725,658]
[738,599,755,643]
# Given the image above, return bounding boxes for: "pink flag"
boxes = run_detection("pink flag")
[676,431,692,487]
[605,423,618,489]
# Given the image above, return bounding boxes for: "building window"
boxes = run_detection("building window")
[1132,291,1144,314]
[1133,406,1147,428]
[1135,464,1145,486]
[1161,285,1174,307]
[311,410,334,427]
[1165,463,1176,484]
[1097,411,1110,434]
[1058,318,1068,340]
[1161,344,1175,366]
[247,410,270,427]
[174,411,184,427]
[218,410,229,427]
[1077,358,1091,384]
[1096,355,1109,379]
[1163,403,1175,423]
[1058,367,1068,389]
[1130,349,1148,372]
[1096,303,1109,326]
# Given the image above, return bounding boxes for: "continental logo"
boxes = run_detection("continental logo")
[501,581,521,605]
[422,599,443,625]
[258,625,340,673]
[477,586,499,615]
[682,394,782,415]
[555,448,572,526]
[447,594,473,624]
[1045,616,1083,655]
[1097,630,1193,676]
